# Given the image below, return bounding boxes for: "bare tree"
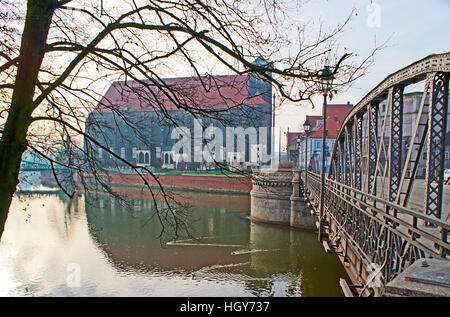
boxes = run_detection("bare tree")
[0,0,379,240]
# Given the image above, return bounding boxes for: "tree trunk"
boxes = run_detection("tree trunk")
[0,0,56,239]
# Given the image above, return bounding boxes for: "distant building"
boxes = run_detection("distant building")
[295,92,450,177]
[85,57,274,171]
[279,152,288,164]
[286,130,302,164]
[298,103,353,173]
[378,92,450,178]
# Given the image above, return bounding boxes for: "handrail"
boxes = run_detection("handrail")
[305,52,450,287]
[305,170,449,283]
[307,171,450,230]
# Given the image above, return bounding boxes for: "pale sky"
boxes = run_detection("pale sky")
[9,0,447,152]
[276,0,450,149]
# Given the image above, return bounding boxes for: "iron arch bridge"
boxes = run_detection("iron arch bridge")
[20,160,68,172]
[305,52,450,294]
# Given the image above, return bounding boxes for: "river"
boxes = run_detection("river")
[0,190,350,296]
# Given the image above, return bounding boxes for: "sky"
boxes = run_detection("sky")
[3,0,448,152]
[276,0,450,149]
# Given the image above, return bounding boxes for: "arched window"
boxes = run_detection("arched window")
[164,153,169,164]
[139,152,144,164]
[145,153,149,164]
[170,154,173,164]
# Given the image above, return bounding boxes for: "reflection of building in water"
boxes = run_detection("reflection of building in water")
[84,193,251,273]
[83,192,348,296]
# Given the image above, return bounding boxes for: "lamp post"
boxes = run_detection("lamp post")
[296,136,301,169]
[318,65,335,242]
[303,118,311,194]
[296,135,304,197]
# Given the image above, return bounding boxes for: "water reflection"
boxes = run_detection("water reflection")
[86,194,251,273]
[0,191,350,296]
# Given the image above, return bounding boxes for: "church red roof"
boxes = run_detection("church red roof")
[305,115,322,130]
[309,117,343,139]
[94,74,267,113]
[324,103,353,123]
[306,103,352,129]
[287,132,303,146]
[304,103,353,139]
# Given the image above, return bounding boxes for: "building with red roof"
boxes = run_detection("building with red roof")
[85,57,274,170]
[307,116,343,140]
[289,103,353,172]
[94,74,268,113]
[286,130,304,163]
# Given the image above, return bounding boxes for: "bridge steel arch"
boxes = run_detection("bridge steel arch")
[306,52,450,295]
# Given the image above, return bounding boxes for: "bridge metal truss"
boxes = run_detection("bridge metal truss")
[306,52,450,286]
[20,160,61,172]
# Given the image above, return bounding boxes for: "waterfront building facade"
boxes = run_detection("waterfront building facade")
[85,58,274,171]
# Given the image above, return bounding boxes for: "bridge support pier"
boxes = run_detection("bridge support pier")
[290,170,316,230]
[250,169,316,230]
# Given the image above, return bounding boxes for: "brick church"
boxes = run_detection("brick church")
[85,57,273,171]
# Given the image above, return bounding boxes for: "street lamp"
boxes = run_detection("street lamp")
[296,136,301,168]
[303,118,311,193]
[318,65,335,242]
[296,135,305,197]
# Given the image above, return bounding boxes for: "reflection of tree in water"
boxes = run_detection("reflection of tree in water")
[15,192,80,240]
[84,193,251,274]
[83,192,348,296]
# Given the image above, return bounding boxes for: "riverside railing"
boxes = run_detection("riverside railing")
[306,171,449,284]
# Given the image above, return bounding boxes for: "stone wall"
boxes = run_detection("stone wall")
[109,173,251,194]
[250,169,316,230]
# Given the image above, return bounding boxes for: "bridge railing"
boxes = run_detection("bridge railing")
[306,171,449,284]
